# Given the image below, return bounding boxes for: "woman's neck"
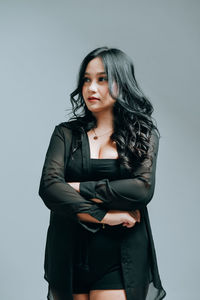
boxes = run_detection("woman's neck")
[93,111,114,132]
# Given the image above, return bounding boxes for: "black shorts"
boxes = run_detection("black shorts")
[47,226,125,299]
[47,225,149,299]
[73,224,125,293]
[73,264,125,294]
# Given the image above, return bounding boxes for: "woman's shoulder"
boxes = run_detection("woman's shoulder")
[57,120,79,129]
[55,119,84,137]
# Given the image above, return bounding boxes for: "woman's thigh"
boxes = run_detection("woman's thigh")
[49,289,89,300]
[89,289,127,300]
[72,293,89,300]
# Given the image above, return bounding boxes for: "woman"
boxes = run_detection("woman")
[38,47,166,300]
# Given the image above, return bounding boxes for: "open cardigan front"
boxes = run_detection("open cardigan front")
[38,121,166,300]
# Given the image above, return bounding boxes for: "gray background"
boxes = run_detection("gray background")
[0,0,199,299]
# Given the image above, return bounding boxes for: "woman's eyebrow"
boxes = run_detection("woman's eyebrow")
[84,72,106,75]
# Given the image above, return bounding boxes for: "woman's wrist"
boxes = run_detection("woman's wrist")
[77,213,102,224]
[100,212,109,224]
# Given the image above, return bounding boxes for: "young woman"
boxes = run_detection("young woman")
[39,47,166,300]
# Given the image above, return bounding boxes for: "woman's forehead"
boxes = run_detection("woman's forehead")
[85,57,105,74]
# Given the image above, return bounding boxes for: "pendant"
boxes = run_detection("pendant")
[93,136,98,140]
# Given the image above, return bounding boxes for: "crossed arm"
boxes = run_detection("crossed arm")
[66,182,102,202]
[68,128,159,211]
[38,124,159,232]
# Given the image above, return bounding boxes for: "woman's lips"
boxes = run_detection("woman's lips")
[88,97,100,101]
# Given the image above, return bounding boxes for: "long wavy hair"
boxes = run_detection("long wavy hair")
[67,46,160,174]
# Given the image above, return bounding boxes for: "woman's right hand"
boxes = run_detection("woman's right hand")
[101,210,141,228]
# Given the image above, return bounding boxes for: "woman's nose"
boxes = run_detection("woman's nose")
[88,80,98,91]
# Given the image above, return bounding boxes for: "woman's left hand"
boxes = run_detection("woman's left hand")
[67,182,80,192]
[128,209,141,223]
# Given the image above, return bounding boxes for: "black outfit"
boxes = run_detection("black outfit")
[38,121,167,300]
[73,159,127,294]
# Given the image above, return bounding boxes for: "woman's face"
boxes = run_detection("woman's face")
[82,57,117,113]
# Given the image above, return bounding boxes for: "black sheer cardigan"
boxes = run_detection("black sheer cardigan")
[38,120,167,300]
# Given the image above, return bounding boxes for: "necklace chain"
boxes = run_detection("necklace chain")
[92,128,113,140]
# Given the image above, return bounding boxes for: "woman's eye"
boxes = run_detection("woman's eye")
[83,77,107,83]
[83,77,90,82]
[99,77,108,82]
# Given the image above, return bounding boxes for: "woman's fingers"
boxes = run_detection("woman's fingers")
[122,213,138,228]
[129,210,141,223]
[123,221,136,228]
[103,210,141,227]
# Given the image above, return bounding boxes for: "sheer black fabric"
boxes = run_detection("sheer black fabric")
[79,129,159,211]
[38,121,167,300]
[38,124,108,231]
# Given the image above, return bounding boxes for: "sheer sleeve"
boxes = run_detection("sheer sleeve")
[79,129,159,211]
[38,125,108,232]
